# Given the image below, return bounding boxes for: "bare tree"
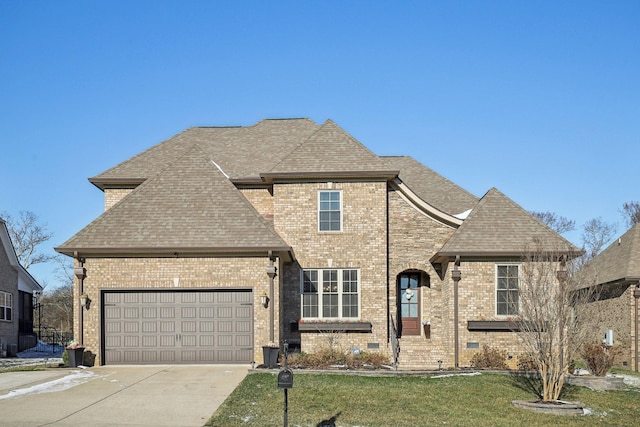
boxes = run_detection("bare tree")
[0,210,55,268]
[530,211,576,235]
[580,217,617,262]
[621,201,640,228]
[38,283,74,332]
[516,239,601,401]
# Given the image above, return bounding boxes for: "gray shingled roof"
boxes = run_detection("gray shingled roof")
[586,224,640,285]
[90,118,320,187]
[434,188,580,259]
[264,120,396,177]
[57,146,290,256]
[382,156,478,216]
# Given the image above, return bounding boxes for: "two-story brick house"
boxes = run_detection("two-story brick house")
[56,118,577,368]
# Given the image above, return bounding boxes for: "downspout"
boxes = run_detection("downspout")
[266,251,277,344]
[73,252,86,346]
[634,284,640,372]
[451,256,462,369]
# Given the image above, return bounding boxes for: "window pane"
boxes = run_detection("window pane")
[322,294,338,317]
[497,302,507,316]
[6,308,10,321]
[409,305,418,317]
[409,275,419,288]
[0,307,4,320]
[497,265,508,277]
[343,270,358,293]
[303,294,318,318]
[342,294,358,318]
[323,270,338,293]
[303,270,318,293]
[497,291,507,304]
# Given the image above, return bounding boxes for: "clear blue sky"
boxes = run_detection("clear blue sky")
[1,1,638,289]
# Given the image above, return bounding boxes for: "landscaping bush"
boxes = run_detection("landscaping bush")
[581,342,622,376]
[469,345,508,369]
[287,348,389,369]
[516,353,538,371]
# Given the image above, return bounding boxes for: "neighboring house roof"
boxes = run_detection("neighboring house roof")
[56,146,293,259]
[432,188,580,260]
[0,218,43,293]
[262,120,398,180]
[90,118,320,188]
[382,156,478,216]
[585,224,640,286]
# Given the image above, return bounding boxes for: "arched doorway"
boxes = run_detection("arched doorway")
[397,270,429,336]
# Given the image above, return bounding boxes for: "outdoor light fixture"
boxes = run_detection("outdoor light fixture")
[260,293,269,308]
[79,293,91,310]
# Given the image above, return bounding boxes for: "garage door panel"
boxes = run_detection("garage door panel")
[160,335,175,347]
[181,321,197,332]
[104,290,253,364]
[200,321,215,332]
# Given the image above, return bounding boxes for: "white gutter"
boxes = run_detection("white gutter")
[391,178,464,228]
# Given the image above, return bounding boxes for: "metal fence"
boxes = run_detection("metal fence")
[26,328,73,353]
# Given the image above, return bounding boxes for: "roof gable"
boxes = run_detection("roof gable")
[0,219,42,292]
[586,224,640,285]
[265,120,395,177]
[58,146,290,256]
[434,188,579,259]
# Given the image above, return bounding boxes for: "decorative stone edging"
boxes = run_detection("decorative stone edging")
[511,400,584,416]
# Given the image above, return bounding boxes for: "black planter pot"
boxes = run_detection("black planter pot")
[262,346,279,368]
[67,347,85,367]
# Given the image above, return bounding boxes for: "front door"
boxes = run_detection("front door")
[398,273,420,336]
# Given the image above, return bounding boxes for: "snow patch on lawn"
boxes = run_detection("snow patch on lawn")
[431,372,482,379]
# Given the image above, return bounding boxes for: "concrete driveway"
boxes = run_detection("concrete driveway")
[0,365,248,427]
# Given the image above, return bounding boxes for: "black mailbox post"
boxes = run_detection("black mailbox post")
[279,341,294,426]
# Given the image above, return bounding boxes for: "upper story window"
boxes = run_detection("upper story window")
[496,264,519,316]
[318,190,342,231]
[301,268,359,319]
[0,291,12,321]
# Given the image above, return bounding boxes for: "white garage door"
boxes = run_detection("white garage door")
[103,290,253,364]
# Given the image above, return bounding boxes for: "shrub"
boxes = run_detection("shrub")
[469,345,508,369]
[286,348,389,369]
[581,342,622,376]
[516,353,538,371]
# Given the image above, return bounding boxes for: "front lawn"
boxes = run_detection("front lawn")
[206,371,640,426]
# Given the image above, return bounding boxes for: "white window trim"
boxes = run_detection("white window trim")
[495,263,520,317]
[300,268,360,320]
[317,190,343,232]
[0,291,12,322]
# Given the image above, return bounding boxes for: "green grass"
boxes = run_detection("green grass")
[206,372,640,427]
[0,364,48,373]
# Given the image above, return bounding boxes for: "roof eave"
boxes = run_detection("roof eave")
[431,249,584,263]
[260,170,400,183]
[54,245,296,262]
[88,177,146,191]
